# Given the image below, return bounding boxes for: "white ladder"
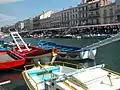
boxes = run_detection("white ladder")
[10,31,30,52]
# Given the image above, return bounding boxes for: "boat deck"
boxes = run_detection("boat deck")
[0,54,14,62]
[57,68,120,90]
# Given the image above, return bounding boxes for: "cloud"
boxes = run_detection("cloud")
[0,0,23,4]
[0,14,16,21]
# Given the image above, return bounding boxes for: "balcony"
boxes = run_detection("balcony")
[88,14,100,18]
[88,7,99,11]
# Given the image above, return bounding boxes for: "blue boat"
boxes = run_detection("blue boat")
[38,40,97,63]
[38,40,81,52]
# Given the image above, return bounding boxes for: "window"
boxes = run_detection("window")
[73,15,75,18]
[75,8,77,12]
[86,6,88,11]
[96,11,99,16]
[110,17,113,23]
[96,19,99,24]
[73,9,74,13]
[71,15,72,19]
[76,14,77,18]
[82,7,84,11]
[104,10,107,17]
[109,8,113,16]
[96,3,99,8]
[70,10,72,14]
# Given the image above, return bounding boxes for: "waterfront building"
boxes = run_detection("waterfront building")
[39,10,57,29]
[50,11,62,28]
[33,15,40,30]
[1,25,10,33]
[33,10,57,30]
[23,18,33,31]
[39,17,51,29]
[100,3,116,24]
[77,1,101,25]
[2,0,120,33]
[15,18,33,31]
[58,0,109,27]
[116,0,120,22]
[15,21,22,31]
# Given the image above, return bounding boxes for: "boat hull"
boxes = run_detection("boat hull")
[0,50,25,69]
[38,40,80,52]
[12,45,53,58]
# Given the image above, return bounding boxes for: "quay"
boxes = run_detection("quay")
[17,23,120,39]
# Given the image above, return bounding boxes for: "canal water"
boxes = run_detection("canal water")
[1,37,120,90]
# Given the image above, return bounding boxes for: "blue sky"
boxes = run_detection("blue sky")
[0,0,114,27]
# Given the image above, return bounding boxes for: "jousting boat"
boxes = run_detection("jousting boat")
[0,50,25,70]
[12,45,53,58]
[38,40,97,61]
[38,40,80,52]
[10,31,56,60]
[22,62,120,90]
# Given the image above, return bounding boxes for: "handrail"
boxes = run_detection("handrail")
[24,64,35,71]
[45,61,79,69]
[39,64,49,72]
[62,81,76,90]
[24,63,49,73]
[23,61,78,90]
[67,77,88,90]
[104,68,120,76]
[22,71,39,90]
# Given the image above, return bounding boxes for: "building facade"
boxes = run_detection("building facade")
[50,11,62,28]
[100,3,116,24]
[33,10,57,30]
[2,0,120,32]
[116,0,120,22]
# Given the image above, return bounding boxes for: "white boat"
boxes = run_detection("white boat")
[22,62,120,90]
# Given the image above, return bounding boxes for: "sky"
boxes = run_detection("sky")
[0,0,115,27]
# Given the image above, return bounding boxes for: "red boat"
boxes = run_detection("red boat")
[0,50,25,70]
[10,31,57,64]
[12,45,56,58]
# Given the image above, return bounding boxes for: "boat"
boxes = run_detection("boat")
[12,45,54,59]
[22,62,120,90]
[0,39,12,50]
[38,40,97,61]
[0,50,25,69]
[9,31,57,65]
[38,40,81,52]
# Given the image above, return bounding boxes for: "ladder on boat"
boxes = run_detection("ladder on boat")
[10,30,30,52]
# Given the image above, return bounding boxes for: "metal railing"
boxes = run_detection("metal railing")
[45,61,79,69]
[23,63,59,90]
